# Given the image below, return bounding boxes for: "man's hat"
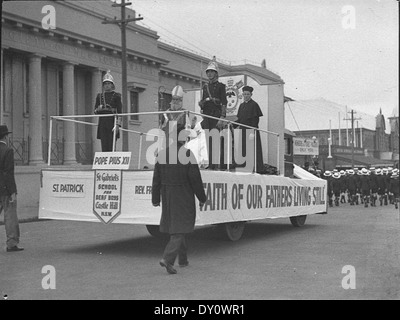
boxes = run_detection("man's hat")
[0,125,12,139]
[102,70,114,84]
[242,86,254,93]
[206,58,219,74]
[332,172,341,179]
[323,171,331,177]
[171,85,184,99]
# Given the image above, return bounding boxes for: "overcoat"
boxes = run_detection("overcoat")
[0,142,17,196]
[235,99,264,172]
[152,144,207,234]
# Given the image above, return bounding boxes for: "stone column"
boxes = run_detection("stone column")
[63,62,77,165]
[28,54,45,165]
[91,68,102,154]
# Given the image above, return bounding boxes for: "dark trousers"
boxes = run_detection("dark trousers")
[163,233,188,265]
[100,134,115,152]
[0,196,20,248]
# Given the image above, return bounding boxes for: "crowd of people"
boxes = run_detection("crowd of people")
[316,167,399,209]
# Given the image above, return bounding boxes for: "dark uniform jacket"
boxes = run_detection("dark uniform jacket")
[359,175,371,192]
[389,176,399,195]
[331,178,341,194]
[0,141,17,196]
[94,91,122,140]
[347,174,358,191]
[152,144,207,234]
[369,173,379,192]
[376,174,387,193]
[199,80,227,129]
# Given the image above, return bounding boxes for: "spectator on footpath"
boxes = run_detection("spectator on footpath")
[0,125,23,252]
[152,125,207,274]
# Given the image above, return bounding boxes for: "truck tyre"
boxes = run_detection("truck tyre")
[219,222,246,241]
[290,215,307,227]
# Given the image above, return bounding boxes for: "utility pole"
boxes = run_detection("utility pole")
[344,109,361,168]
[102,0,143,151]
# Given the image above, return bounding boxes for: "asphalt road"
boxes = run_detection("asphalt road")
[1,203,399,300]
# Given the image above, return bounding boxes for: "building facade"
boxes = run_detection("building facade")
[2,1,284,169]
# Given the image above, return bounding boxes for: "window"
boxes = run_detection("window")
[159,92,171,111]
[130,90,139,121]
[284,137,292,156]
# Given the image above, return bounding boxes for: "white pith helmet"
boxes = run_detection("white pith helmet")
[103,70,114,84]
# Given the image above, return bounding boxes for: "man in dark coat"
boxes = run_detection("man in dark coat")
[369,167,379,206]
[94,70,122,152]
[331,173,342,206]
[359,168,371,207]
[0,125,23,252]
[198,58,228,169]
[235,86,264,174]
[389,171,399,209]
[376,169,386,206]
[322,171,333,207]
[346,170,358,205]
[152,125,207,274]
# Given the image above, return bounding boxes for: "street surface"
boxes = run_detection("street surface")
[1,203,399,300]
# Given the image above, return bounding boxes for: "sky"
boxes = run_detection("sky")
[127,0,398,118]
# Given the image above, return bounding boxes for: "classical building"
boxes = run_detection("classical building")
[1,0,284,168]
[2,1,285,219]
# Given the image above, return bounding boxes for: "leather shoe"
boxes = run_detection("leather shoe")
[6,246,24,252]
[159,259,177,274]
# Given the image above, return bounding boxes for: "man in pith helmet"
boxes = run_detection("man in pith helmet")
[198,58,228,169]
[94,70,122,152]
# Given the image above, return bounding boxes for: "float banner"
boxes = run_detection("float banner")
[39,170,327,226]
[93,170,122,224]
[92,152,131,170]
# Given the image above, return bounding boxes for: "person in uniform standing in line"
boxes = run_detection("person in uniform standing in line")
[94,70,122,152]
[198,58,228,169]
[389,170,399,209]
[0,125,23,252]
[323,171,333,207]
[359,168,371,207]
[235,86,264,173]
[152,125,207,274]
[346,169,358,205]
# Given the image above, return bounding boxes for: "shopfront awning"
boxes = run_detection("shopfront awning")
[335,154,396,167]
